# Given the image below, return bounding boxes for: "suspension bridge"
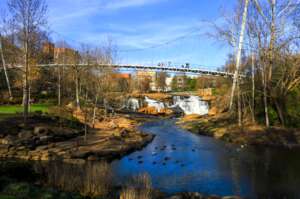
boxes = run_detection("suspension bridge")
[3,63,233,77]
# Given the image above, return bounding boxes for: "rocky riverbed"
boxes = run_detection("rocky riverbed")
[0,114,154,163]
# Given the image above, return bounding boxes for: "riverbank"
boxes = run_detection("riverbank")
[177,114,300,148]
[0,113,154,163]
[0,159,242,199]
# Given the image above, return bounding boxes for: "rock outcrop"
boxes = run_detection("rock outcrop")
[0,115,154,163]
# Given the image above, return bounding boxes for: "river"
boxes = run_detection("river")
[111,119,300,198]
[4,117,300,198]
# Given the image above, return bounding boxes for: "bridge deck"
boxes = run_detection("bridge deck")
[2,63,234,77]
[36,64,233,77]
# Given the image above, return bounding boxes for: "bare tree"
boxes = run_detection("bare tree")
[155,72,168,92]
[7,0,47,123]
[229,0,249,127]
[0,33,13,100]
[249,0,300,126]
[0,12,13,100]
[213,0,300,127]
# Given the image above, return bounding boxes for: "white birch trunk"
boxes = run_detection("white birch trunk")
[229,0,249,110]
[0,34,13,100]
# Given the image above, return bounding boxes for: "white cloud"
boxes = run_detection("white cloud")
[49,0,167,23]
[103,0,167,10]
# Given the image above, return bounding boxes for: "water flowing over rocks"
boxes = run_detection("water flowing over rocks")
[126,98,140,111]
[125,95,210,116]
[172,96,209,115]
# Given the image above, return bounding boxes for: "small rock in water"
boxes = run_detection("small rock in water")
[164,157,171,161]
[180,164,185,167]
[162,162,166,166]
[175,160,180,164]
[128,158,133,161]
[152,161,157,165]
[155,147,158,150]
[222,196,242,199]
[138,160,143,164]
[152,152,157,156]
[137,155,143,159]
[192,149,196,152]
[172,147,176,150]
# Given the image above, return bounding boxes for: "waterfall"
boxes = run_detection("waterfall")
[126,95,209,115]
[145,97,165,112]
[173,96,209,115]
[127,98,140,111]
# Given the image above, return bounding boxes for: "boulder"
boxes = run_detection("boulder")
[39,135,53,142]
[208,107,218,116]
[0,135,15,145]
[35,145,48,151]
[222,196,242,199]
[71,150,92,159]
[120,128,130,138]
[0,144,10,154]
[87,155,99,161]
[108,121,118,129]
[207,195,221,199]
[167,192,204,199]
[18,130,33,140]
[34,126,49,135]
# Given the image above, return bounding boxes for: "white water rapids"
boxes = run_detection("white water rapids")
[126,95,209,116]
[172,96,209,115]
[126,98,140,111]
[145,97,165,112]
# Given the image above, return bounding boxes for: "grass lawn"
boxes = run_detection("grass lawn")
[0,104,51,121]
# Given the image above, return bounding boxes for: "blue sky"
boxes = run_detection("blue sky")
[0,0,236,69]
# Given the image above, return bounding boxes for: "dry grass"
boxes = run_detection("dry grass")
[120,173,152,199]
[37,161,113,198]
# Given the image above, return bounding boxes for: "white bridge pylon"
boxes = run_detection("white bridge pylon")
[34,63,234,77]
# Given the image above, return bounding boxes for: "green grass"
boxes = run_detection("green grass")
[0,195,16,199]
[0,104,50,114]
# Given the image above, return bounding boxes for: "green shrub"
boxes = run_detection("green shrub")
[2,183,31,198]
[0,195,16,199]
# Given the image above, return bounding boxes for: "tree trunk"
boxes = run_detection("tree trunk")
[104,98,108,117]
[84,112,88,142]
[92,96,98,129]
[268,0,276,83]
[58,65,62,106]
[237,80,242,127]
[229,0,249,110]
[23,37,29,124]
[274,97,286,127]
[75,67,80,110]
[262,65,270,127]
[0,34,13,100]
[251,53,255,123]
